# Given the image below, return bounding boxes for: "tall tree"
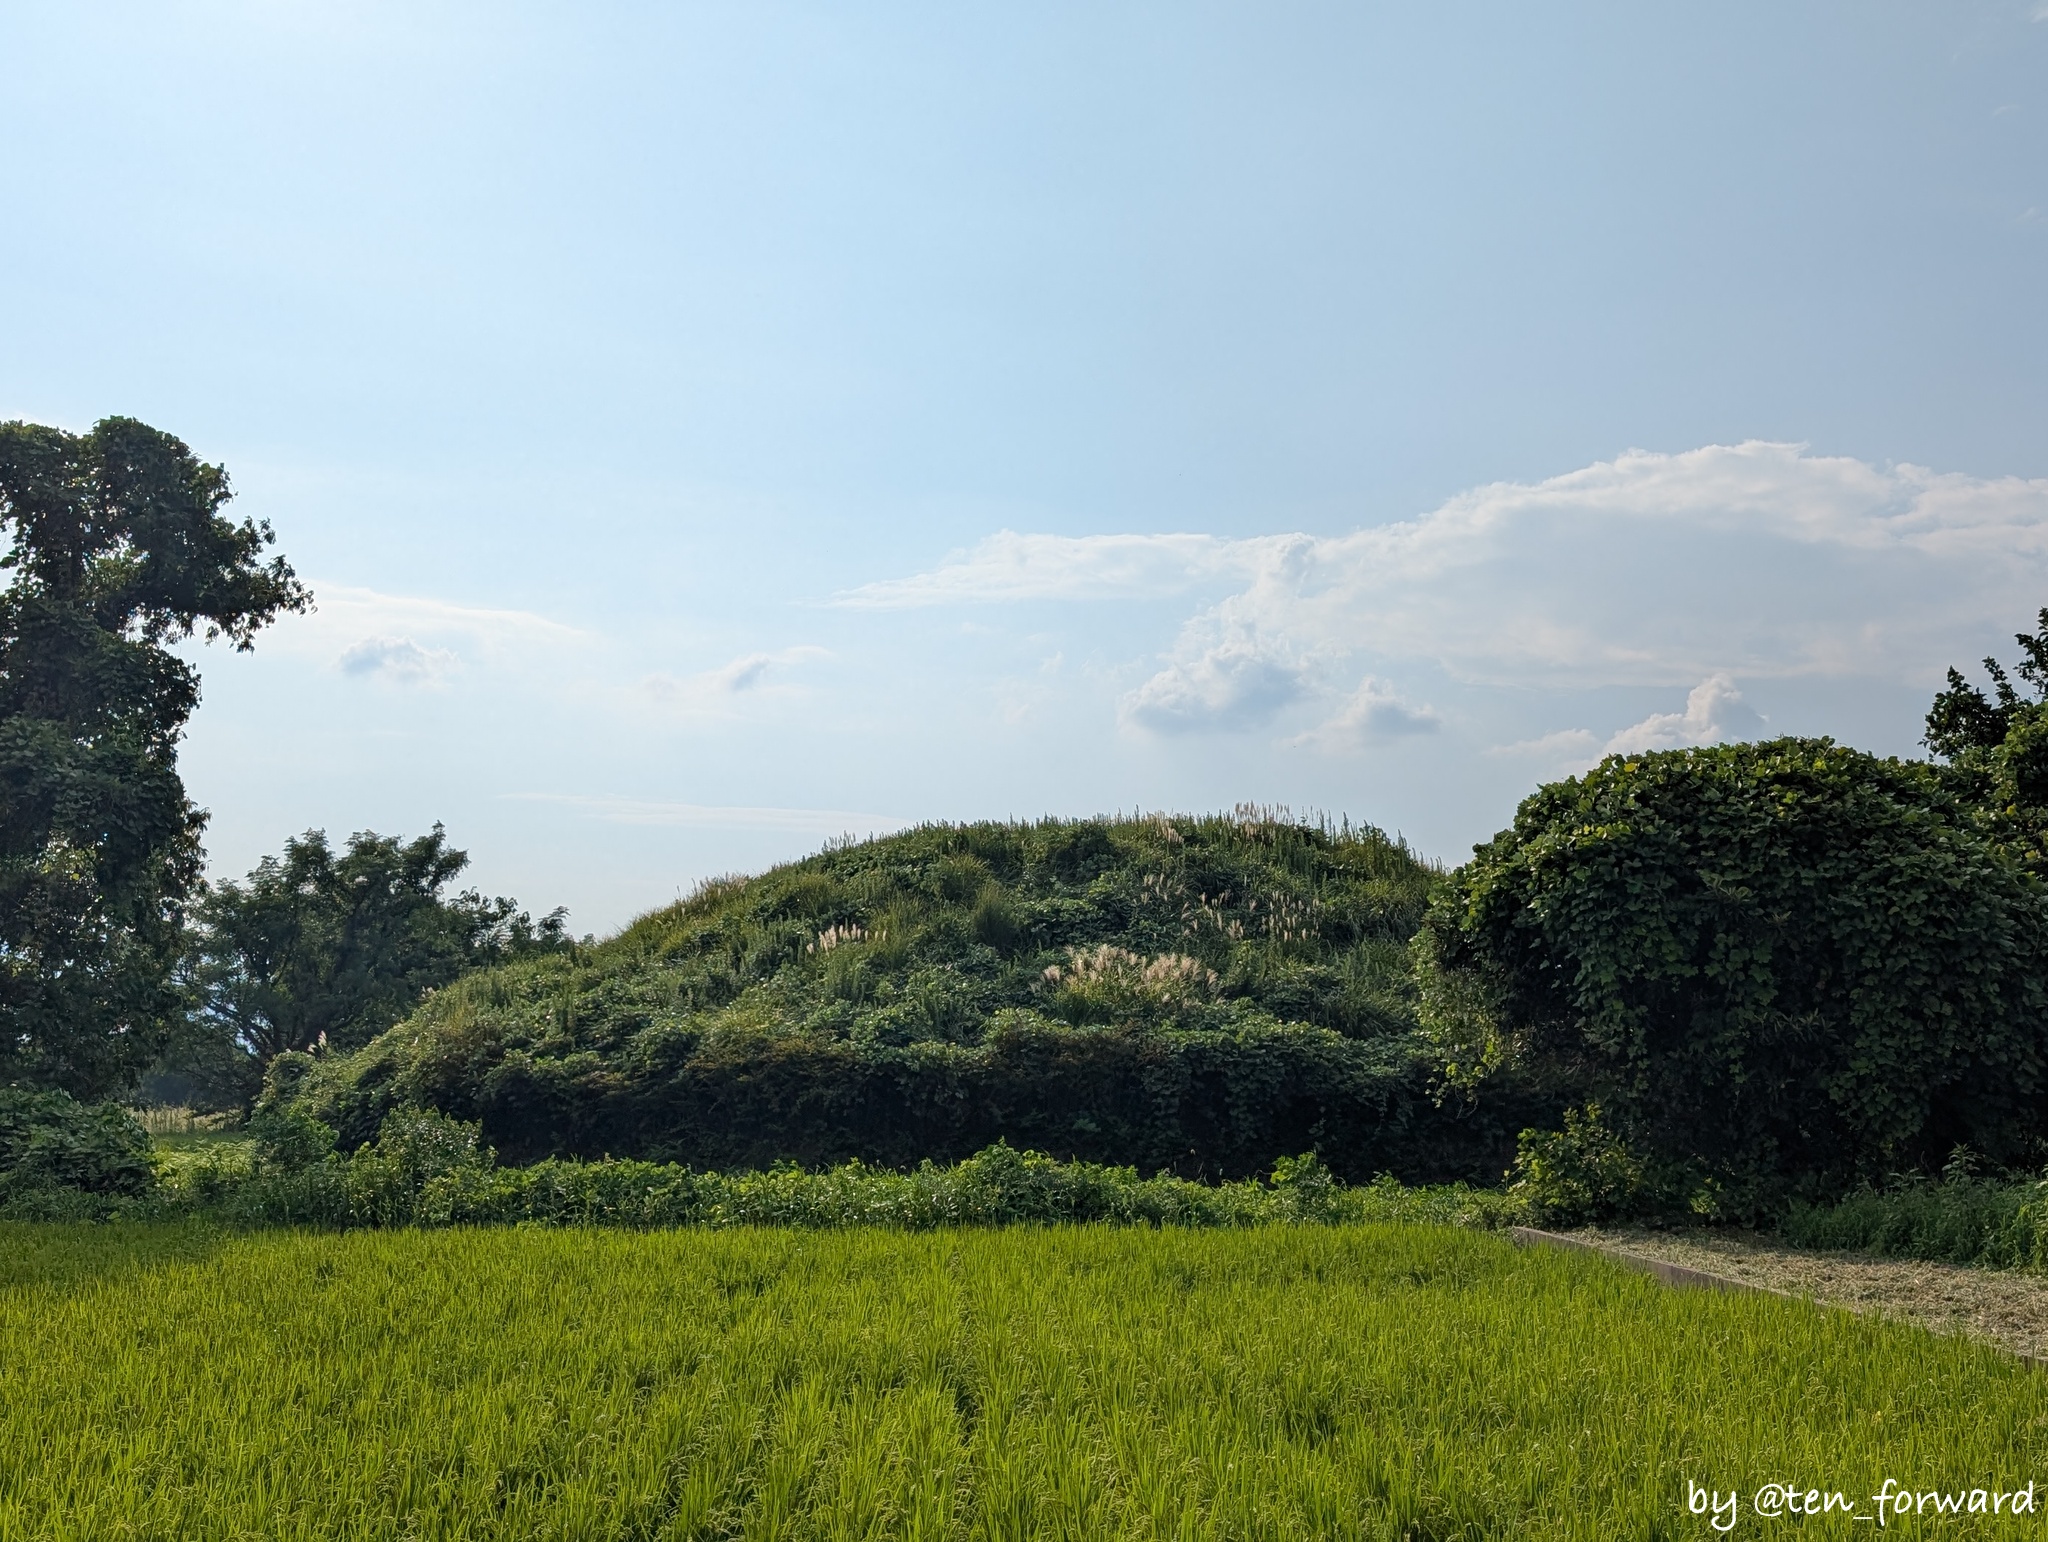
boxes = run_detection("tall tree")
[0,417,306,1099]
[1924,608,2048,872]
[191,825,569,1069]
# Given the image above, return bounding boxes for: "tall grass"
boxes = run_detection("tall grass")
[1782,1176,2048,1269]
[1,1221,2041,1538]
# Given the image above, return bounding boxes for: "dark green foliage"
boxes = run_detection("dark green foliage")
[0,1088,154,1209]
[1780,1173,2048,1271]
[1924,607,2048,872]
[185,825,569,1099]
[161,1107,1512,1232]
[280,814,1536,1182]
[246,1101,337,1172]
[0,417,305,1098]
[1418,738,2048,1215]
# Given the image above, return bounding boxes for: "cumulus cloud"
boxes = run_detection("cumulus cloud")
[1119,635,1307,733]
[1603,674,1766,754]
[1294,676,1442,748]
[338,635,457,681]
[1495,675,1767,771]
[857,444,2048,701]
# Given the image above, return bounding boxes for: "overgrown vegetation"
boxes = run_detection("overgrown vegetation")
[143,1106,1510,1232]
[11,419,2048,1237]
[1924,605,2048,874]
[1781,1170,2048,1271]
[1420,738,2048,1220]
[0,1089,153,1215]
[271,811,1543,1183]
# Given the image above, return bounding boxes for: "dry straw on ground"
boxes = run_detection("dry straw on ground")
[1572,1226,2048,1362]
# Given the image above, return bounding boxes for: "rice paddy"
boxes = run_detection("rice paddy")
[3,1221,2045,1539]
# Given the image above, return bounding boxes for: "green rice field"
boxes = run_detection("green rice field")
[3,1222,2044,1540]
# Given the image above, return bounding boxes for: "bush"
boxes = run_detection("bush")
[1419,738,2048,1214]
[0,1090,154,1211]
[1505,1105,1651,1226]
[154,1116,1519,1233]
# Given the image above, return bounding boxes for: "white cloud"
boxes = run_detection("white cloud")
[834,530,1283,607]
[1293,676,1442,748]
[338,635,457,681]
[265,582,583,669]
[1602,674,1765,755]
[859,443,2048,703]
[1494,675,1766,771]
[1120,636,1307,733]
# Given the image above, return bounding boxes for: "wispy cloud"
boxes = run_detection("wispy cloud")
[261,582,584,681]
[504,793,906,835]
[642,646,830,706]
[834,531,1283,608]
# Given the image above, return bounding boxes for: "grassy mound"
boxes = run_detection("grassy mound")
[281,813,1543,1181]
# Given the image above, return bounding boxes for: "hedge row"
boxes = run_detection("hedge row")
[282,1012,1545,1186]
[148,1108,1516,1232]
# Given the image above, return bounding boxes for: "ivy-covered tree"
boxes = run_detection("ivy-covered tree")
[1417,739,2048,1215]
[0,418,306,1099]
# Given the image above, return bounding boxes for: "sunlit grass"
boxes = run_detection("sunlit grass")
[2,1222,2043,1538]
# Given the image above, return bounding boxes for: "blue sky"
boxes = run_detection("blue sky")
[6,2,2047,933]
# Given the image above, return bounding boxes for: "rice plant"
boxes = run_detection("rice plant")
[2,1220,2043,1538]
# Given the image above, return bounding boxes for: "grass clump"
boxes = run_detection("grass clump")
[1782,1171,2048,1270]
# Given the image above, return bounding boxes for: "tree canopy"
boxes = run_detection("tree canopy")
[1923,607,2048,872]
[190,825,569,1076]
[0,418,306,1099]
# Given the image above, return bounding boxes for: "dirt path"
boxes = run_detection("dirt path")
[1562,1226,2048,1363]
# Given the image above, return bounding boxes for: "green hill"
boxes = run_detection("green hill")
[279,812,1542,1181]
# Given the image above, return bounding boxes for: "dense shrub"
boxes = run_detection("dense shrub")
[274,815,1544,1183]
[286,1008,1530,1184]
[156,1108,1516,1232]
[0,1089,155,1213]
[1501,1104,1661,1226]
[1419,738,2048,1216]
